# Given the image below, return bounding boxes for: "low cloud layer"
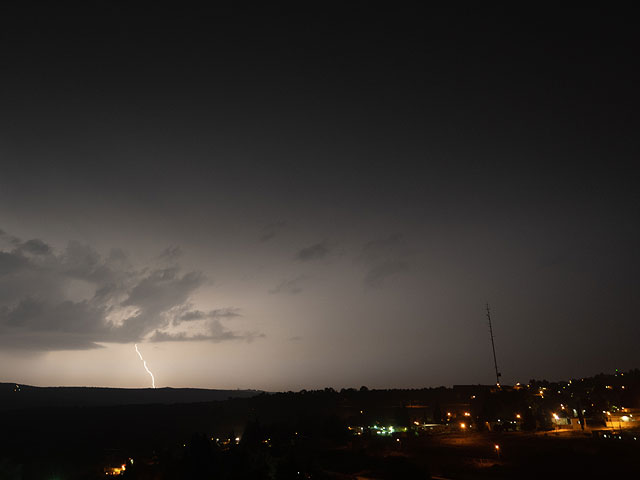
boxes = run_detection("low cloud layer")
[269,276,307,295]
[295,241,330,262]
[0,229,262,350]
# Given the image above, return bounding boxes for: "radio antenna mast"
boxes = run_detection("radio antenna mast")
[486,303,501,387]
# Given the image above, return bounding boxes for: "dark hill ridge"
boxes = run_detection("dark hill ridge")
[0,382,260,410]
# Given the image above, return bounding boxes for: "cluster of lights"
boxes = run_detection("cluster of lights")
[104,463,127,476]
[602,434,637,440]
[372,425,395,436]
[368,425,408,436]
[206,436,242,448]
[105,458,133,476]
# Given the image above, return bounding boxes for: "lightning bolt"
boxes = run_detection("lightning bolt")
[135,343,156,388]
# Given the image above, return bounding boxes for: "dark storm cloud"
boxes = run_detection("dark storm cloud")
[18,239,52,256]
[0,229,262,350]
[2,297,107,350]
[269,276,307,295]
[295,241,330,262]
[359,234,411,288]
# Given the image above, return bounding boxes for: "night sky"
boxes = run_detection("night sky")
[1,5,638,390]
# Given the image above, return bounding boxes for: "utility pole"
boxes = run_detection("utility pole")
[486,304,501,387]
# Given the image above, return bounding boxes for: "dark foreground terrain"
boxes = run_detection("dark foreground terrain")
[1,376,639,479]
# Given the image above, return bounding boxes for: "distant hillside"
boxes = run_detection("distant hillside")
[0,382,260,410]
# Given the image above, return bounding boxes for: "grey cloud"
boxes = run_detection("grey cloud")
[124,268,205,311]
[113,268,207,343]
[295,241,330,262]
[0,332,105,350]
[0,229,21,247]
[269,275,307,295]
[4,298,106,335]
[158,245,182,262]
[149,319,264,343]
[363,260,409,288]
[260,221,286,242]
[361,234,403,262]
[62,241,118,284]
[19,239,52,256]
[0,229,263,350]
[176,307,241,323]
[148,330,209,342]
[0,251,29,275]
